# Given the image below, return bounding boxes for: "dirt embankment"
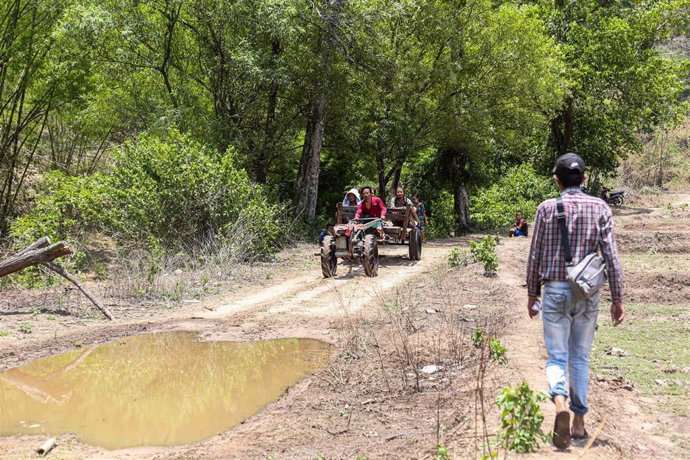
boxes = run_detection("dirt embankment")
[1,191,689,459]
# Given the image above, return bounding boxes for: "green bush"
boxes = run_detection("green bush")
[469,235,499,276]
[495,381,548,453]
[470,164,557,229]
[426,190,456,239]
[472,327,485,348]
[446,247,469,267]
[12,130,280,258]
[489,336,507,363]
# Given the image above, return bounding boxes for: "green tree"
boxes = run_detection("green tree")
[543,0,689,175]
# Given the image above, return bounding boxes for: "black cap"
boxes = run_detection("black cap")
[552,152,585,177]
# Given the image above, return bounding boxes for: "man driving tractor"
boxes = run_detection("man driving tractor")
[354,186,387,238]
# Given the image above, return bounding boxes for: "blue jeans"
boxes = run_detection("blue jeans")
[542,281,600,416]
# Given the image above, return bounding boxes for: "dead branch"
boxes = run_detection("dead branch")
[43,262,113,320]
[0,238,114,320]
[0,241,72,277]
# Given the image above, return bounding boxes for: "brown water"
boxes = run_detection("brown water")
[0,332,332,449]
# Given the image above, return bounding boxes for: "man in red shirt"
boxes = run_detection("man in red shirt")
[355,186,387,237]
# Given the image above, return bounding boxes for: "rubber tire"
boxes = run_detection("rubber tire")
[363,234,379,277]
[321,235,337,278]
[408,227,423,260]
[611,195,624,207]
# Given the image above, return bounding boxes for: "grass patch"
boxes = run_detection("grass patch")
[619,253,690,273]
[591,303,690,397]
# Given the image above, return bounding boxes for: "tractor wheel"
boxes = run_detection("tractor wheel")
[409,227,423,260]
[611,195,624,207]
[363,234,379,277]
[321,235,337,278]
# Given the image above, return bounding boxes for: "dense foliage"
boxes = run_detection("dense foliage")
[0,0,687,254]
[470,165,557,229]
[11,131,279,256]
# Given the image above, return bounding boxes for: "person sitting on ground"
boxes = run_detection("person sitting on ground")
[509,211,528,237]
[319,223,335,243]
[389,186,419,228]
[412,194,427,242]
[354,186,387,238]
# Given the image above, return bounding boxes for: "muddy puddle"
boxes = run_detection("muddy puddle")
[0,332,332,449]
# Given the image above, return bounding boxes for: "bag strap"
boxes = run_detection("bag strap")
[556,196,573,264]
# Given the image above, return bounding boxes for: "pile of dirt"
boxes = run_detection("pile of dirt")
[616,231,690,253]
[623,271,690,304]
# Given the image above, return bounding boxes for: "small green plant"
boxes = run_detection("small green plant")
[434,444,451,460]
[18,322,32,334]
[647,246,658,255]
[31,307,41,317]
[472,327,485,348]
[446,247,469,267]
[489,336,507,363]
[495,381,548,453]
[469,236,499,276]
[0,330,11,337]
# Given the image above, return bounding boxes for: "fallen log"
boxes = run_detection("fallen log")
[0,241,72,277]
[0,238,114,320]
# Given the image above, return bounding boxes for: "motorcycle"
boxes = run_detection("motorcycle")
[600,187,625,207]
[581,186,625,207]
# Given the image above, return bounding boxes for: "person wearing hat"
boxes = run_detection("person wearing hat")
[526,153,625,449]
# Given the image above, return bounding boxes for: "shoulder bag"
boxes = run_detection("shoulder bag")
[556,196,607,299]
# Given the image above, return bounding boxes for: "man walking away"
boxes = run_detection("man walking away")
[526,153,625,449]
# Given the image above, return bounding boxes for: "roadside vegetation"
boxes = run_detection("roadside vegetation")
[1,0,688,266]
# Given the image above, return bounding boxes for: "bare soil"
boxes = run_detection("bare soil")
[1,191,689,459]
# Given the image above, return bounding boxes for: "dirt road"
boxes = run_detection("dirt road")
[1,192,688,459]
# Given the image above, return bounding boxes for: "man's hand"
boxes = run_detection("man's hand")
[611,301,625,326]
[527,296,540,319]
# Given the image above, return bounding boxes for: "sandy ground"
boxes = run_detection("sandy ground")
[0,191,688,459]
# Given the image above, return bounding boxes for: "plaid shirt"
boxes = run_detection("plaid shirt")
[527,188,623,302]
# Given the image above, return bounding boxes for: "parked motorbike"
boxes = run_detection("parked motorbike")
[600,187,625,207]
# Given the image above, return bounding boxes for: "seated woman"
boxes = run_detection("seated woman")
[389,186,418,228]
[508,211,528,237]
[341,188,361,222]
[354,186,387,238]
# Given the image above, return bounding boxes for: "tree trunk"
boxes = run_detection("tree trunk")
[443,147,472,234]
[551,100,574,157]
[256,38,281,184]
[453,183,471,234]
[295,92,327,222]
[294,0,344,223]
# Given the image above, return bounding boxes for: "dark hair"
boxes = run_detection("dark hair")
[557,171,585,187]
[327,223,335,229]
[361,185,373,195]
[515,210,523,216]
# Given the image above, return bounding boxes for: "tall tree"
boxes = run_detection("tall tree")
[545,0,689,173]
[295,0,345,223]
